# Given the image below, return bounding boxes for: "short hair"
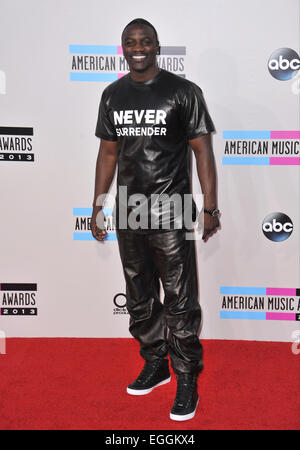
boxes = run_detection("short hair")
[122,18,159,43]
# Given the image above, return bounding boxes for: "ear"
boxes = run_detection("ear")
[156,42,160,55]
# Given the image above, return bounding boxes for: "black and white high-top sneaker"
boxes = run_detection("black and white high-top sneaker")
[127,358,171,395]
[170,373,199,421]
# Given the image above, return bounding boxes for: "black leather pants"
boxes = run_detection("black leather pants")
[117,229,203,374]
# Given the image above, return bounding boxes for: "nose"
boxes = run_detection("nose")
[133,41,144,52]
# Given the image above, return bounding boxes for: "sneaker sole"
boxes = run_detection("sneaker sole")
[169,398,199,421]
[127,376,171,396]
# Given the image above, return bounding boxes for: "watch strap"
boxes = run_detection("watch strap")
[204,208,220,217]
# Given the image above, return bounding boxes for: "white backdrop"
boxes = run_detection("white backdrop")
[0,0,299,341]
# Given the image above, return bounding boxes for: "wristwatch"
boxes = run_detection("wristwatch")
[204,208,220,217]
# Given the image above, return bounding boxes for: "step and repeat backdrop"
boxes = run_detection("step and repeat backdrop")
[0,0,299,341]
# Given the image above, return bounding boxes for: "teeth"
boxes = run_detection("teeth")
[133,55,146,60]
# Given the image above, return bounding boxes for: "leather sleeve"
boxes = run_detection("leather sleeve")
[179,83,215,140]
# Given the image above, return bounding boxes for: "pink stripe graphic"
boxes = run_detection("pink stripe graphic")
[117,73,127,79]
[270,157,300,165]
[266,312,295,321]
[270,130,300,139]
[117,45,123,55]
[266,288,296,296]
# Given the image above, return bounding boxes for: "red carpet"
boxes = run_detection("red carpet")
[0,338,299,430]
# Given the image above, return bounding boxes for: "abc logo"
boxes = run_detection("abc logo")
[262,212,293,242]
[113,293,127,308]
[268,48,300,80]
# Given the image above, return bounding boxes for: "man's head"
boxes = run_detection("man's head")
[122,18,160,75]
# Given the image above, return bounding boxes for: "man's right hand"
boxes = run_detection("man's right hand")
[91,207,107,242]
[91,139,118,242]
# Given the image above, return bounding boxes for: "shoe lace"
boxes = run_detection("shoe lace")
[137,360,161,383]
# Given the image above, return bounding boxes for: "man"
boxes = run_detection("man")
[91,18,220,421]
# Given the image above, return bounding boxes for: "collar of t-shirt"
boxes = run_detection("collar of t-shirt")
[128,69,163,87]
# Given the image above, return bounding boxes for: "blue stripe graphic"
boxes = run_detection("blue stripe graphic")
[73,232,117,241]
[222,157,270,165]
[220,311,266,320]
[69,45,118,54]
[220,287,266,295]
[223,131,271,139]
[73,207,113,216]
[70,72,118,82]
[73,207,92,216]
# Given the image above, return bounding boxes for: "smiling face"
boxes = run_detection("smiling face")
[122,24,159,80]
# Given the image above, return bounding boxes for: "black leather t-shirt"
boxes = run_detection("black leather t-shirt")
[95,69,215,233]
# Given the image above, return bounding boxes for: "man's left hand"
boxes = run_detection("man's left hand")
[202,214,220,241]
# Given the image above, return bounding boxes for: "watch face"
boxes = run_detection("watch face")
[212,209,220,217]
